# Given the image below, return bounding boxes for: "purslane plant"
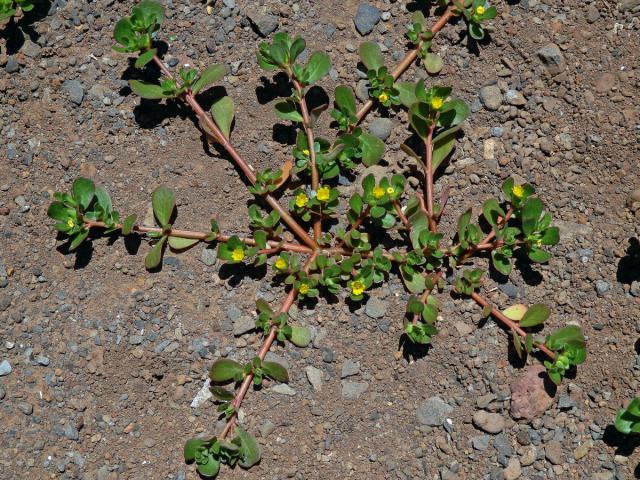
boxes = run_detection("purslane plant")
[0,0,46,23]
[47,1,587,477]
[615,397,640,435]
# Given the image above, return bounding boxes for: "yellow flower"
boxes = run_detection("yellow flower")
[535,239,542,248]
[299,283,309,295]
[302,149,310,156]
[386,186,395,195]
[475,5,485,15]
[67,218,75,228]
[431,97,444,110]
[231,247,245,262]
[295,192,309,208]
[351,280,365,296]
[372,186,385,199]
[275,258,287,270]
[512,185,525,199]
[316,186,331,202]
[378,92,389,104]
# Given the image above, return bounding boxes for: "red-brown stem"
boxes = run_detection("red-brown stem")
[83,220,312,254]
[292,78,322,241]
[151,56,318,251]
[393,201,411,230]
[470,291,556,360]
[353,7,455,126]
[220,253,317,439]
[424,126,436,232]
[481,206,514,245]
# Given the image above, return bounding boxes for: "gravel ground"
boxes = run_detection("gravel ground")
[1,0,640,479]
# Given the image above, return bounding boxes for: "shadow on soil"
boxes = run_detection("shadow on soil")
[617,237,640,284]
[0,2,50,55]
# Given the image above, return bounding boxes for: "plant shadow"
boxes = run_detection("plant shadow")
[617,237,640,284]
[603,424,640,458]
[399,334,432,362]
[219,262,267,287]
[0,2,50,55]
[256,73,292,105]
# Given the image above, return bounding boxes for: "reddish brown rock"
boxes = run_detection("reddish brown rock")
[510,365,555,420]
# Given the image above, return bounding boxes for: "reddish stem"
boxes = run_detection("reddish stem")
[220,253,317,439]
[393,201,411,230]
[470,291,556,360]
[151,56,318,251]
[424,126,436,232]
[353,7,455,126]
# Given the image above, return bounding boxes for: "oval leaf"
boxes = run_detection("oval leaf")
[122,214,137,235]
[210,358,244,383]
[168,236,199,250]
[151,186,175,228]
[192,64,227,94]
[262,361,289,383]
[359,42,384,71]
[129,80,167,100]
[503,304,528,321]
[424,53,443,74]
[144,235,167,269]
[304,51,331,85]
[236,428,261,469]
[520,303,550,328]
[289,325,311,347]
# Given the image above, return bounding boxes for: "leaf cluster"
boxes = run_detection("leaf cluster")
[184,429,260,477]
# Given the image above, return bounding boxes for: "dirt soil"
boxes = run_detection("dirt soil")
[1,0,640,479]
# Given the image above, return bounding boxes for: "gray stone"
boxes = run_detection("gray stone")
[18,401,33,415]
[200,247,217,266]
[63,80,84,105]
[22,40,41,58]
[355,80,369,102]
[503,458,521,480]
[36,355,50,366]
[621,0,640,11]
[595,280,611,295]
[557,394,576,410]
[5,56,19,73]
[626,189,640,208]
[259,419,276,437]
[129,335,143,345]
[64,424,80,441]
[544,440,563,465]
[353,4,381,36]
[416,396,453,426]
[368,118,393,141]
[247,12,279,37]
[270,384,296,396]
[365,297,386,319]
[536,44,566,75]
[473,410,505,434]
[0,360,12,376]
[305,366,323,391]
[341,381,369,399]
[504,89,526,106]
[472,434,491,451]
[479,84,502,111]
[340,359,361,378]
[233,316,255,336]
[222,0,235,7]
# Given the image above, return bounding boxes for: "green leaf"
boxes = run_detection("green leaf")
[424,53,443,74]
[432,125,460,171]
[236,428,262,468]
[520,303,550,327]
[469,22,485,40]
[528,247,551,263]
[129,80,167,99]
[396,82,418,108]
[289,326,311,347]
[151,186,175,228]
[144,235,167,269]
[184,438,206,461]
[457,208,472,243]
[196,454,220,477]
[482,198,505,226]
[113,18,135,50]
[334,85,356,115]
[491,251,512,275]
[210,358,244,383]
[409,102,430,139]
[525,333,534,353]
[512,330,523,358]
[275,100,304,123]
[210,385,235,401]
[192,64,227,94]
[47,202,70,222]
[135,48,157,68]
[541,227,560,246]
[545,325,585,351]
[439,99,470,127]
[262,361,289,382]
[123,214,137,235]
[94,186,112,215]
[168,236,199,250]
[360,133,385,166]
[72,178,95,210]
[359,42,384,71]
[522,197,543,236]
[210,96,235,140]
[69,229,90,251]
[304,52,331,85]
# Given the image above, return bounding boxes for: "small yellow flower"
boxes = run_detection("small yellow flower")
[386,186,395,195]
[431,97,444,110]
[535,239,542,248]
[299,283,309,295]
[372,186,385,199]
[316,186,331,202]
[351,280,365,296]
[378,91,389,104]
[512,185,525,199]
[275,258,287,270]
[475,5,485,15]
[67,218,75,228]
[231,247,245,262]
[302,149,310,156]
[295,192,309,208]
